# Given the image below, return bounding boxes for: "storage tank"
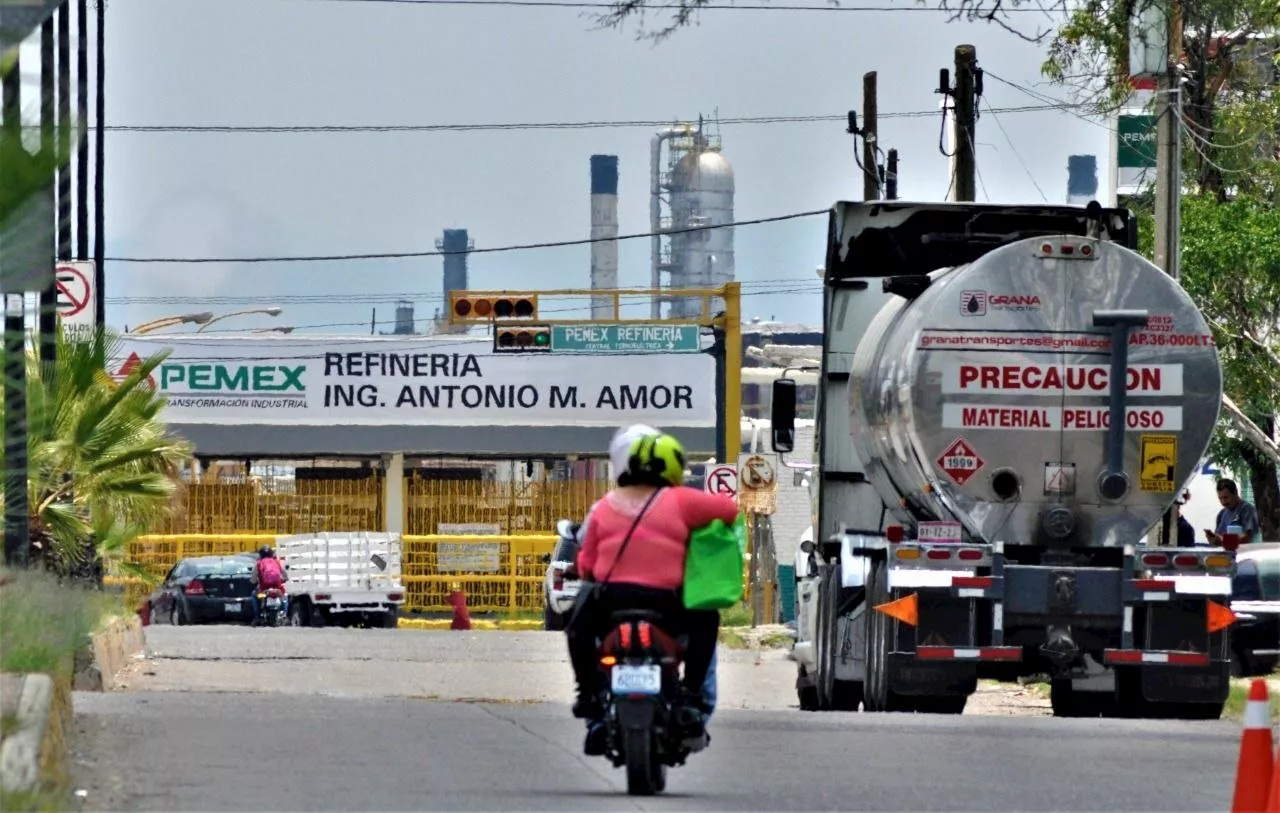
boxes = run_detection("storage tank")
[848,235,1221,549]
[668,145,735,317]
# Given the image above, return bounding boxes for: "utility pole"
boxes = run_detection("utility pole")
[885,148,899,200]
[39,14,57,363]
[77,0,89,264]
[93,0,105,327]
[1152,2,1182,280]
[952,44,979,202]
[2,56,29,568]
[862,71,878,200]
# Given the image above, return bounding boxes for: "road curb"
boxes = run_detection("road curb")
[0,672,71,794]
[397,618,545,631]
[75,615,146,691]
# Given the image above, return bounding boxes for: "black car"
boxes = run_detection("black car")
[149,554,259,625]
[1232,543,1280,677]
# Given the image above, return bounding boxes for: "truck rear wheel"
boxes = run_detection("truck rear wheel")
[815,564,862,711]
[863,560,911,713]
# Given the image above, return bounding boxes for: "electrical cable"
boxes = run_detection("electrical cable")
[296,0,1057,12]
[106,208,827,263]
[98,104,1076,134]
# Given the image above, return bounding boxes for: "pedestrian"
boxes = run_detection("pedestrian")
[1173,489,1196,547]
[1202,478,1261,546]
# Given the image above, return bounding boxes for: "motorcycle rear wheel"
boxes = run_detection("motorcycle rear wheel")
[623,728,665,796]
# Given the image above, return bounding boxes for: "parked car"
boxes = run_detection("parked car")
[543,519,582,631]
[148,554,259,626]
[1232,543,1280,677]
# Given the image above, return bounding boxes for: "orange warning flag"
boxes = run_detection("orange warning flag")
[1207,600,1238,633]
[873,593,918,626]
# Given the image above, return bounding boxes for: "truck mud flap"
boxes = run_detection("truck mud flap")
[1129,662,1231,704]
[887,654,977,696]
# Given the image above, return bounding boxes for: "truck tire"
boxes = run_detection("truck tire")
[814,565,863,711]
[863,559,911,713]
[382,607,400,629]
[288,601,308,627]
[797,666,820,711]
[544,603,565,632]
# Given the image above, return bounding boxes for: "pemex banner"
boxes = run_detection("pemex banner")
[110,335,717,428]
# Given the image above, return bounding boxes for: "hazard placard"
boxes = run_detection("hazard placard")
[1044,462,1077,495]
[705,464,738,497]
[1139,434,1177,493]
[936,436,985,486]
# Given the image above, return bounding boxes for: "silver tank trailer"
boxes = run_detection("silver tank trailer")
[848,235,1222,548]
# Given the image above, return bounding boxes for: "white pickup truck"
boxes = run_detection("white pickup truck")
[276,532,406,628]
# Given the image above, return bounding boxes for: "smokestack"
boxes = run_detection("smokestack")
[437,228,473,334]
[590,155,619,319]
[1066,155,1098,205]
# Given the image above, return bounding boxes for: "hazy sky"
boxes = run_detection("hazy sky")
[17,0,1112,335]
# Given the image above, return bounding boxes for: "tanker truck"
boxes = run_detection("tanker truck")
[769,200,1237,719]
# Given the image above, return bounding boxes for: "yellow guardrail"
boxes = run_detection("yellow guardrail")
[105,533,558,615]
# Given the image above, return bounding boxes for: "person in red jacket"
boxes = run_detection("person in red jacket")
[565,425,738,751]
[252,546,289,622]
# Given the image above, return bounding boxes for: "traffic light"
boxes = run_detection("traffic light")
[494,325,552,352]
[449,292,538,322]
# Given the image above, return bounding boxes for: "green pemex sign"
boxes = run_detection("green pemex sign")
[552,324,702,354]
[1117,114,1158,169]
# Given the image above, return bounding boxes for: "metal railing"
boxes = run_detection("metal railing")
[105,533,558,615]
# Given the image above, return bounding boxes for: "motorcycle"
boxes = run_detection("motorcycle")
[255,587,287,627]
[595,608,707,796]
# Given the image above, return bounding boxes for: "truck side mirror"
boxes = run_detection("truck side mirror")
[771,378,797,453]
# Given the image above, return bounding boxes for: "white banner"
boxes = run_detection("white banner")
[111,335,716,427]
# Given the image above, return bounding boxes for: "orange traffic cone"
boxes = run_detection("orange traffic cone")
[448,583,472,631]
[1232,679,1274,813]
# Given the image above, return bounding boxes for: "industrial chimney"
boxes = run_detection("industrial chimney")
[590,155,619,319]
[436,228,474,334]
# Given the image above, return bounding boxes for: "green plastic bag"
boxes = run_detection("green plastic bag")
[682,512,747,610]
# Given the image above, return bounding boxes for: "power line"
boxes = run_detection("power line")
[106,208,828,264]
[108,277,817,305]
[297,0,1056,12]
[97,104,1077,134]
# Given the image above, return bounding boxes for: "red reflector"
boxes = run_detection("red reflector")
[1106,649,1143,663]
[387,592,404,601]
[1080,244,1093,256]
[1041,243,1052,254]
[1168,651,1211,665]
[315,593,331,601]
[1060,244,1074,255]
[886,525,905,543]
[926,549,952,560]
[957,549,984,561]
[1134,579,1175,591]
[916,646,1022,661]
[952,576,993,588]
[1172,554,1199,568]
[1141,553,1170,567]
[1102,649,1210,666]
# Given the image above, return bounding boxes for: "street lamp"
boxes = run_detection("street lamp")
[196,307,284,332]
[251,325,295,334]
[130,312,215,335]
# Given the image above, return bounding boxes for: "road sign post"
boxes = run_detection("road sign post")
[737,452,777,515]
[705,464,738,499]
[54,260,95,339]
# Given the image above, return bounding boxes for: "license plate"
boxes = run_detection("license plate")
[610,664,662,695]
[224,602,239,613]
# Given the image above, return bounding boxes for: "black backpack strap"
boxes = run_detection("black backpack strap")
[598,487,664,585]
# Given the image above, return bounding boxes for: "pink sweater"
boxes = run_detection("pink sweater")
[577,486,740,591]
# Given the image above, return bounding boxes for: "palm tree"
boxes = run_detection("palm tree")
[15,328,192,577]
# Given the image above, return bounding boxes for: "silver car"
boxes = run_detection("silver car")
[543,518,583,631]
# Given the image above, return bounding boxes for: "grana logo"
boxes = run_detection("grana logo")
[960,290,987,316]
[989,294,1042,311]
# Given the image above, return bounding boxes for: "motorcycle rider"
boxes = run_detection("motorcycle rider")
[565,424,739,755]
[251,545,289,623]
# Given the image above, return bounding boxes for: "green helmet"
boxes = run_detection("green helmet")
[625,432,687,487]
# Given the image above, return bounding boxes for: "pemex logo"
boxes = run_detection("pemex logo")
[112,353,157,390]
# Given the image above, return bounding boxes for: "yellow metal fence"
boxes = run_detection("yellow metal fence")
[106,533,558,615]
[155,476,609,535]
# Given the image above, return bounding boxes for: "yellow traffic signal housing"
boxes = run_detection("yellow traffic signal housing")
[494,325,552,352]
[449,292,538,322]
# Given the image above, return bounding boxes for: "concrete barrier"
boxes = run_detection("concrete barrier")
[397,617,545,631]
[0,672,71,794]
[74,614,145,692]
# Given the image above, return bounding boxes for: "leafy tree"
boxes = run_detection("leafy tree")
[7,328,192,578]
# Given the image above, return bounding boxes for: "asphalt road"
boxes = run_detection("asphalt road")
[68,627,1243,811]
